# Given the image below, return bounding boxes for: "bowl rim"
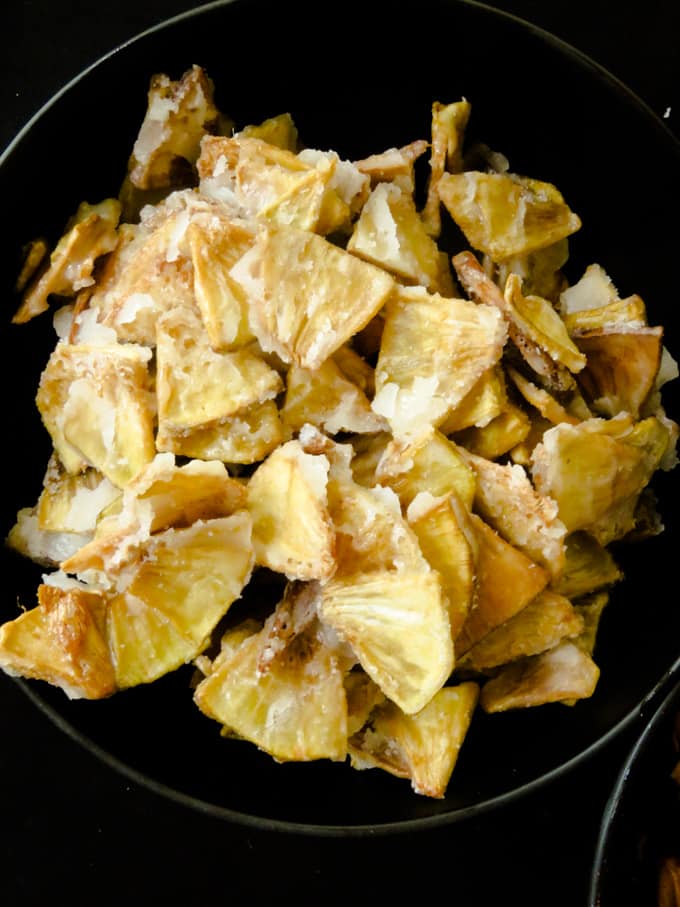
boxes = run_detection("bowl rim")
[3,0,680,835]
[588,668,680,904]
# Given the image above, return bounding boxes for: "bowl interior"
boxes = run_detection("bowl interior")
[1,0,680,831]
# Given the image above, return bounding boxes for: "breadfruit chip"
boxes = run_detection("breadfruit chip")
[320,570,453,714]
[36,342,155,484]
[438,171,581,261]
[422,99,471,237]
[231,226,395,369]
[247,440,335,581]
[108,513,253,688]
[194,612,347,762]
[479,641,600,713]
[372,285,507,440]
[349,682,479,798]
[0,583,115,699]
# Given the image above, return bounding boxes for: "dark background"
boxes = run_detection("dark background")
[1,1,678,904]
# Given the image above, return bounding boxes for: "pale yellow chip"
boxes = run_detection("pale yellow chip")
[246,440,335,581]
[156,399,284,465]
[232,225,395,370]
[188,219,256,351]
[438,171,581,261]
[479,640,600,713]
[37,456,120,534]
[320,570,453,715]
[438,366,508,435]
[194,613,347,762]
[155,309,283,432]
[347,181,442,290]
[36,342,155,485]
[108,513,253,688]
[281,357,387,438]
[13,199,121,324]
[372,285,507,440]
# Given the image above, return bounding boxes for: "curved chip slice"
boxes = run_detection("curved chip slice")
[320,570,453,714]
[108,513,253,688]
[0,583,115,700]
[194,614,347,763]
[349,682,479,798]
[247,440,335,581]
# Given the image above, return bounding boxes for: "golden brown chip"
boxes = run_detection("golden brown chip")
[320,570,453,715]
[349,682,479,798]
[438,366,508,435]
[551,533,622,600]
[455,514,550,656]
[422,99,471,237]
[0,583,115,699]
[438,171,581,261]
[460,590,583,673]
[479,640,600,712]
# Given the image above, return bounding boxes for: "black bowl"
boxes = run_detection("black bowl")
[1,0,679,833]
[590,673,680,905]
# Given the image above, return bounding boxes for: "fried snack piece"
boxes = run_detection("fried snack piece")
[127,65,223,191]
[372,285,507,440]
[6,508,92,568]
[36,342,155,484]
[320,569,453,714]
[376,428,476,512]
[60,454,247,576]
[0,583,115,699]
[406,492,475,640]
[345,669,386,736]
[355,139,429,193]
[438,366,508,435]
[187,219,256,351]
[37,456,119,533]
[349,682,479,798]
[247,440,335,581]
[156,398,284,465]
[506,366,583,426]
[462,450,567,578]
[479,640,600,712]
[422,99,471,237]
[281,358,387,438]
[530,414,671,541]
[155,309,282,433]
[13,199,121,324]
[575,326,663,418]
[231,225,395,370]
[455,513,550,657]
[459,590,583,673]
[240,112,299,151]
[109,513,253,688]
[438,171,581,261]
[347,182,443,291]
[572,591,609,657]
[194,609,347,763]
[551,533,622,600]
[453,401,532,460]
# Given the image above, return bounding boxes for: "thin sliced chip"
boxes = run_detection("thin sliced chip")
[320,570,453,714]
[37,456,119,534]
[438,366,508,434]
[109,514,253,688]
[372,285,507,440]
[156,399,283,464]
[36,342,155,484]
[0,583,115,700]
[460,590,583,672]
[479,641,600,712]
[247,440,335,581]
[349,682,479,798]
[422,99,471,237]
[438,171,581,261]
[232,225,395,369]
[194,610,347,762]
[455,513,550,656]
[551,533,622,600]
[453,401,531,460]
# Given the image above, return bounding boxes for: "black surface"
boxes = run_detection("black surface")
[1,0,679,903]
